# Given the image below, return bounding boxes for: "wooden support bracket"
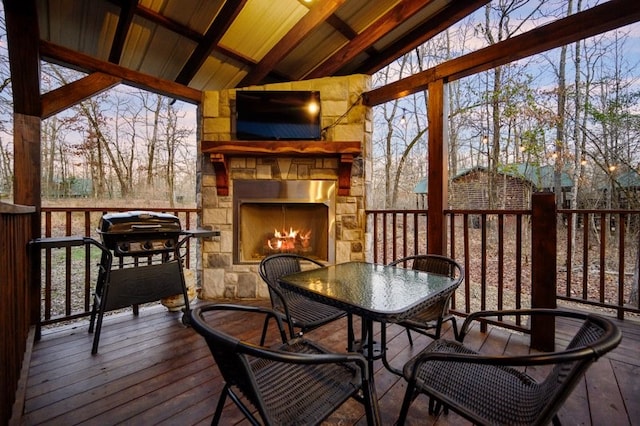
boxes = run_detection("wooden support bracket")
[202,140,361,196]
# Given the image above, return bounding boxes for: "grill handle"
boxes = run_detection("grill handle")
[131,224,164,230]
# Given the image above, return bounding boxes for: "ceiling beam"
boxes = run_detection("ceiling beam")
[305,0,436,79]
[40,73,122,119]
[109,0,139,64]
[239,0,346,87]
[175,0,247,86]
[40,40,202,104]
[354,0,490,75]
[363,0,640,106]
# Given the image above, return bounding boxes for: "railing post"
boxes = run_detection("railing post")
[531,192,557,351]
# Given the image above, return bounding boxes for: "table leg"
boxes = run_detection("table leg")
[380,323,402,376]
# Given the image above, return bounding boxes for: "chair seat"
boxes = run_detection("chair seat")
[283,291,347,326]
[252,339,362,424]
[404,339,545,425]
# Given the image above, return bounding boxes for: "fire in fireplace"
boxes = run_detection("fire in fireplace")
[233,180,335,264]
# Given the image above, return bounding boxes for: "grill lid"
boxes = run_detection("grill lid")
[98,211,183,255]
[98,211,181,235]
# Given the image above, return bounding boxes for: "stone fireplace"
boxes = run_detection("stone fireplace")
[198,75,372,300]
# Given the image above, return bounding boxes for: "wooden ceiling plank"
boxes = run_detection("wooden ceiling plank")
[355,0,490,75]
[175,0,248,86]
[40,40,202,104]
[306,0,436,79]
[239,0,347,87]
[363,0,640,106]
[40,73,122,119]
[4,0,41,116]
[109,0,140,64]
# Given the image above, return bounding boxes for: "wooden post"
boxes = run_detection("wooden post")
[5,0,43,335]
[531,192,557,351]
[426,79,448,255]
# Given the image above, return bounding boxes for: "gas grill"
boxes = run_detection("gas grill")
[31,210,217,355]
[87,211,215,354]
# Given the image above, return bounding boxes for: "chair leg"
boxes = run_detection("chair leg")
[448,316,459,340]
[212,384,229,425]
[347,313,355,351]
[396,384,417,425]
[451,318,459,340]
[260,316,271,346]
[405,328,413,345]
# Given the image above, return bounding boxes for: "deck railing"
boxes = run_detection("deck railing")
[367,207,640,324]
[34,205,640,330]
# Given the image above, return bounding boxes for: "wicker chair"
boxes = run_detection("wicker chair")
[259,253,351,344]
[387,254,463,343]
[189,303,381,426]
[396,309,622,426]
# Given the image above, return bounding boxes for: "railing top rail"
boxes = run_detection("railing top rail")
[557,208,640,214]
[366,208,640,215]
[446,209,531,215]
[42,206,198,213]
[365,209,532,215]
[1,202,36,214]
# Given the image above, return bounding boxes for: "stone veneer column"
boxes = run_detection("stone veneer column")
[198,75,372,300]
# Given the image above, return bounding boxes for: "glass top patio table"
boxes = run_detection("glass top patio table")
[278,261,458,324]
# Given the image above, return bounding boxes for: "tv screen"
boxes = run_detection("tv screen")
[235,91,321,140]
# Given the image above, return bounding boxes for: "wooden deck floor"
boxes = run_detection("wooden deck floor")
[19,300,640,425]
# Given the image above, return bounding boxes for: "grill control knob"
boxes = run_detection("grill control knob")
[164,240,174,248]
[142,241,153,250]
[118,243,129,252]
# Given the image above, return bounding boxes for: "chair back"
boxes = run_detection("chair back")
[190,305,272,412]
[389,254,462,280]
[536,312,622,423]
[259,253,323,311]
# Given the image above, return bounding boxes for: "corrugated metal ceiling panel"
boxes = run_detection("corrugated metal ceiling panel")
[191,52,249,91]
[276,22,348,80]
[143,0,224,35]
[334,0,399,33]
[372,0,453,51]
[37,0,119,61]
[219,0,308,62]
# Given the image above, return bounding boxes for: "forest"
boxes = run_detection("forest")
[0,0,639,211]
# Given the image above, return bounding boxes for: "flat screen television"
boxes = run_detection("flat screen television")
[235,90,321,140]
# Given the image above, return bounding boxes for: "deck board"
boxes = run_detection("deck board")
[19,300,640,425]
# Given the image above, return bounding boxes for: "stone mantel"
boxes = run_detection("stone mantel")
[201,140,362,196]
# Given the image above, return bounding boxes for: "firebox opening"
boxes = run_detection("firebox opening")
[239,203,329,262]
[233,179,336,264]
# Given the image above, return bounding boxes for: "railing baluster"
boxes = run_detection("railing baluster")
[599,212,606,303]
[65,211,72,316]
[582,212,589,299]
[617,213,625,319]
[565,212,573,298]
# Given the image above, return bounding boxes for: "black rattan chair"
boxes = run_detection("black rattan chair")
[396,309,622,426]
[190,303,381,426]
[387,254,463,343]
[259,253,351,344]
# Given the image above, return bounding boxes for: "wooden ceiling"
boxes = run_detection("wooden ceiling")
[25,0,489,103]
[3,0,640,110]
